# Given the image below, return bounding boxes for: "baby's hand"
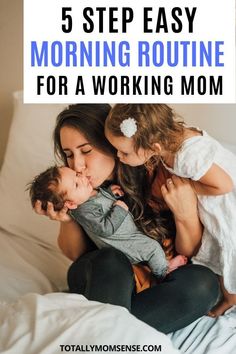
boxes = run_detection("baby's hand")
[113,200,129,211]
[110,184,124,198]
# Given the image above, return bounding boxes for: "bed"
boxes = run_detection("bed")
[0,92,235,353]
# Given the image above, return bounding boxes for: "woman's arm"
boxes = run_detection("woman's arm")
[58,220,92,261]
[192,164,233,196]
[34,200,92,261]
[174,216,203,257]
[161,175,202,257]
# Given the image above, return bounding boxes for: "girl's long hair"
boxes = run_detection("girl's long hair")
[105,104,185,155]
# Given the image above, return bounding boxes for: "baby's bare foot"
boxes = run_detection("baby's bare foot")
[168,255,188,273]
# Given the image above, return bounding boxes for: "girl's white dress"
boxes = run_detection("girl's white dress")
[162,131,236,293]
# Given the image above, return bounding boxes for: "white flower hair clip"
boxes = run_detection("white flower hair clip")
[120,117,138,138]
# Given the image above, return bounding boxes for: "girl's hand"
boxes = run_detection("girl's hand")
[161,175,198,222]
[34,200,71,223]
[110,184,124,197]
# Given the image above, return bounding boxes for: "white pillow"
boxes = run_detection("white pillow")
[0,91,66,249]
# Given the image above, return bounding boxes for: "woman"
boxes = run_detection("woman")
[35,104,219,334]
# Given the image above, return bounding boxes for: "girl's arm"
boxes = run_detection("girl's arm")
[191,163,233,196]
[161,175,202,257]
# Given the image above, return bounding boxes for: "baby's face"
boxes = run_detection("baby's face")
[58,167,93,207]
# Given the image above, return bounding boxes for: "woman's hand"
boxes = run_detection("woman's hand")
[161,175,202,257]
[161,175,198,222]
[34,200,71,223]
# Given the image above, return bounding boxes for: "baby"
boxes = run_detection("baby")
[29,165,187,279]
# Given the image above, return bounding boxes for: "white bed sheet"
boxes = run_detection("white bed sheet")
[169,309,236,353]
[0,292,179,354]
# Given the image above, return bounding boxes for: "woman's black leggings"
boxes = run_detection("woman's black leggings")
[67,248,220,334]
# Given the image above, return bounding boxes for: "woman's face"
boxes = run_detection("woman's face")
[60,126,115,188]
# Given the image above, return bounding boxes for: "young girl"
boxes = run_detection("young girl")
[105,104,236,317]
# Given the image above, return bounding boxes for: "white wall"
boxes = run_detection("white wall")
[172,105,236,145]
[0,0,23,166]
